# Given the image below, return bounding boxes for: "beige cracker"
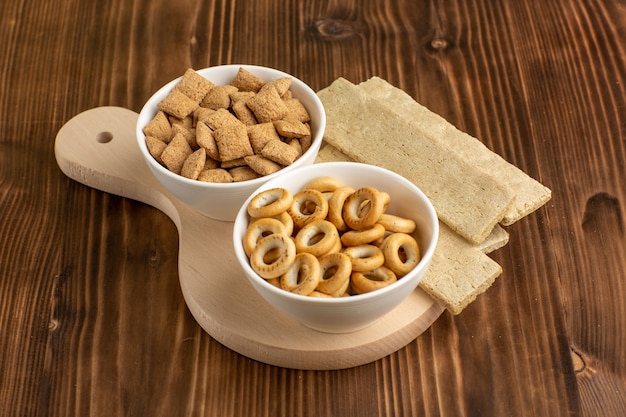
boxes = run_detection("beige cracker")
[358,77,552,225]
[174,68,215,102]
[317,78,515,244]
[421,223,503,314]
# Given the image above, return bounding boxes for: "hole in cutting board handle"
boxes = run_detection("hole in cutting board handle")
[96,131,114,143]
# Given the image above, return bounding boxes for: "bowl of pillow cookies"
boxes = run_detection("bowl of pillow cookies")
[136,65,326,221]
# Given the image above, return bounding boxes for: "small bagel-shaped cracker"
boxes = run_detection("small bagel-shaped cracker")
[261,247,284,265]
[243,217,286,257]
[325,235,343,255]
[372,230,393,247]
[303,176,345,193]
[327,186,354,232]
[280,252,321,296]
[380,191,391,211]
[329,276,351,297]
[294,220,340,257]
[316,252,352,295]
[247,188,293,218]
[270,211,294,236]
[288,189,329,228]
[267,278,281,288]
[308,291,333,298]
[250,234,296,279]
[309,290,333,298]
[343,187,386,230]
[377,213,416,234]
[342,244,385,272]
[351,266,397,294]
[340,223,386,247]
[380,233,421,277]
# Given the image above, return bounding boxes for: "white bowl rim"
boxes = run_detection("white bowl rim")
[135,64,326,190]
[234,161,440,304]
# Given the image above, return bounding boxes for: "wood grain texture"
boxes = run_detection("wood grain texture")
[1,0,624,416]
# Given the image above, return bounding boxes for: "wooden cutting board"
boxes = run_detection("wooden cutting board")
[54,106,444,370]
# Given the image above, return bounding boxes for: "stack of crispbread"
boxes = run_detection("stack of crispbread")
[315,77,551,314]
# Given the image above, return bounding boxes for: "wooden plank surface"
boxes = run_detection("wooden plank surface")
[1,0,624,416]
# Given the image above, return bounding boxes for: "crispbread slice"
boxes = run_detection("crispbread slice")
[315,142,352,163]
[358,77,552,225]
[317,78,515,244]
[420,223,502,314]
[477,224,509,254]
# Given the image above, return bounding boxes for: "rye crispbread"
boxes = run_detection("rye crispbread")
[358,77,552,225]
[317,78,515,244]
[420,223,502,314]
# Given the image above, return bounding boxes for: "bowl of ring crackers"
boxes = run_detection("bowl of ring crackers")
[233,162,439,333]
[136,65,325,221]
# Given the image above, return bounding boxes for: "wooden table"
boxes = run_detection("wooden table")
[2,0,624,415]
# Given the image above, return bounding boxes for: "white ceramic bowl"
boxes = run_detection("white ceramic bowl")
[136,65,325,221]
[232,162,439,333]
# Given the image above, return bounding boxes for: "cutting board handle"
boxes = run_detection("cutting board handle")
[55,106,180,224]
